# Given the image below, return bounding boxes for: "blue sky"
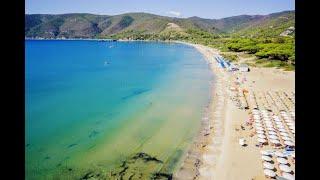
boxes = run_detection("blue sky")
[26,0,295,19]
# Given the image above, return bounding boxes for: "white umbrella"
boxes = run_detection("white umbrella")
[277,157,288,164]
[291,152,295,158]
[256,127,264,131]
[258,134,266,139]
[275,121,283,125]
[256,130,265,134]
[278,128,287,132]
[268,131,277,135]
[270,139,280,144]
[281,136,292,141]
[267,128,276,131]
[266,124,274,128]
[268,135,279,140]
[258,138,267,143]
[262,155,272,161]
[274,119,282,122]
[284,118,292,122]
[277,125,285,129]
[279,164,292,173]
[265,121,273,125]
[275,151,286,157]
[255,124,263,128]
[284,141,295,146]
[287,122,294,126]
[291,129,295,134]
[282,172,295,180]
[280,132,289,137]
[264,169,276,178]
[260,150,271,156]
[288,126,295,130]
[263,162,275,170]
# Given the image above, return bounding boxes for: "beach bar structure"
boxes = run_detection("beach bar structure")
[239,63,250,72]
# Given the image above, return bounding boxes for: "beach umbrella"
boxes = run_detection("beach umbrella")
[279,164,292,173]
[288,126,295,130]
[260,150,271,156]
[267,127,275,131]
[277,125,285,129]
[262,117,270,120]
[264,121,272,125]
[277,157,288,164]
[272,115,279,119]
[275,121,283,125]
[258,134,266,139]
[258,138,267,143]
[280,132,289,137]
[278,128,287,132]
[266,124,274,128]
[263,169,276,178]
[256,130,265,134]
[291,129,295,134]
[255,123,263,127]
[270,139,280,144]
[268,131,277,135]
[256,127,264,131]
[263,162,275,170]
[274,119,282,122]
[268,135,279,140]
[291,152,295,158]
[284,141,295,146]
[281,136,292,141]
[254,119,261,123]
[275,151,286,157]
[262,155,272,161]
[282,172,295,180]
[287,122,294,126]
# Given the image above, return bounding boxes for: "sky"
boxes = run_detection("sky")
[25,0,295,19]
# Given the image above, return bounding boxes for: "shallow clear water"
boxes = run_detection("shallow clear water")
[25,40,213,179]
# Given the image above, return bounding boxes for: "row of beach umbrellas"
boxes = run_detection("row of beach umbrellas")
[261,150,295,179]
[253,109,295,147]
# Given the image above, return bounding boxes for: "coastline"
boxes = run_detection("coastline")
[173,42,295,180]
[27,38,294,179]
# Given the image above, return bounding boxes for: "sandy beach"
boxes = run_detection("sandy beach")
[174,42,295,180]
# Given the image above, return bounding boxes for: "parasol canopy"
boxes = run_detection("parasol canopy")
[263,169,276,177]
[279,164,292,173]
[262,155,272,161]
[268,131,277,135]
[263,162,275,170]
[284,141,295,146]
[282,172,295,180]
[277,157,288,164]
[268,135,279,140]
[258,138,267,143]
[275,151,286,157]
[270,139,280,144]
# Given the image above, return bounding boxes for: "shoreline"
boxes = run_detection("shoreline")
[173,42,228,179]
[174,42,294,180]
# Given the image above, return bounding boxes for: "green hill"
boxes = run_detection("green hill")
[25,11,295,70]
[25,11,294,39]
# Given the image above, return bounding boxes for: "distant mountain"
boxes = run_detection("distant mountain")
[25,11,295,39]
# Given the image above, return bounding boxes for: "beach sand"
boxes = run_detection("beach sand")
[174,42,295,180]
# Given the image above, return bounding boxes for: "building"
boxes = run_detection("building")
[239,64,250,72]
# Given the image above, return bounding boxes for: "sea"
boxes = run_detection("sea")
[25,40,213,179]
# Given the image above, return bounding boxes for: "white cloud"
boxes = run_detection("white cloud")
[167,11,181,17]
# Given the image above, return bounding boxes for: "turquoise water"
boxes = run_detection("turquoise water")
[25,40,213,179]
